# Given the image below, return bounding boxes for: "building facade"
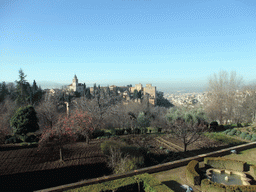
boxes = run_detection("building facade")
[68,75,85,94]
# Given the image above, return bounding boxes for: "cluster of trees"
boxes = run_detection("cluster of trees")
[2,69,256,162]
[0,69,44,106]
[204,70,256,125]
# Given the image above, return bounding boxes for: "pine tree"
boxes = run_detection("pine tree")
[15,69,29,106]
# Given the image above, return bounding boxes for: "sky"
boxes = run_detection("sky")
[1,0,256,92]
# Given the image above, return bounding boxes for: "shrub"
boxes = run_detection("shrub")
[110,128,116,135]
[125,128,132,134]
[252,134,256,139]
[236,130,241,136]
[5,135,22,144]
[251,137,256,142]
[210,121,218,131]
[237,123,242,127]
[10,105,39,135]
[227,129,236,136]
[92,129,105,138]
[240,132,248,139]
[245,134,252,141]
[133,128,141,134]
[115,129,125,136]
[224,129,231,134]
[100,140,126,156]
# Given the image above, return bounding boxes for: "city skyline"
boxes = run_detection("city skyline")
[1,0,256,91]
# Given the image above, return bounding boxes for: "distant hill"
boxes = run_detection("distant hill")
[36,81,68,89]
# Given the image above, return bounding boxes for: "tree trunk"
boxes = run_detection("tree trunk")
[184,143,187,152]
[86,135,89,144]
[59,146,63,161]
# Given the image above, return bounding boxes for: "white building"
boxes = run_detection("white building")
[67,75,85,94]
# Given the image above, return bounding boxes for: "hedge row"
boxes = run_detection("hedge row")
[186,160,201,186]
[250,165,256,180]
[201,179,256,192]
[204,157,246,172]
[65,173,174,192]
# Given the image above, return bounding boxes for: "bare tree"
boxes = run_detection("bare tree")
[73,95,120,130]
[204,70,243,124]
[167,107,207,152]
[110,102,130,129]
[0,98,18,134]
[150,106,169,132]
[239,84,256,124]
[35,99,60,131]
[170,118,206,152]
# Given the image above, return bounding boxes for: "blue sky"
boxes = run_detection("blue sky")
[1,0,256,91]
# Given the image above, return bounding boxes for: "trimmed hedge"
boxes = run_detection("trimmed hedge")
[201,179,225,192]
[201,179,256,192]
[186,160,200,186]
[64,173,174,192]
[250,165,256,180]
[204,157,246,172]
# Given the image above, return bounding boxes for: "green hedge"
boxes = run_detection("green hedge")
[201,179,256,192]
[186,160,200,186]
[204,157,246,172]
[250,165,256,180]
[64,173,174,192]
[201,179,225,192]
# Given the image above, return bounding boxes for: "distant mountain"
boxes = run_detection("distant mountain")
[36,81,68,89]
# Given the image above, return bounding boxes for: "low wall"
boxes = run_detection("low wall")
[36,142,256,192]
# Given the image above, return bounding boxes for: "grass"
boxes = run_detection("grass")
[204,132,244,145]
[225,147,256,166]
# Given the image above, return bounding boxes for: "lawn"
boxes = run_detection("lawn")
[224,147,256,166]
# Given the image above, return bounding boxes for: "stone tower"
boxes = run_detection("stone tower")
[72,75,78,91]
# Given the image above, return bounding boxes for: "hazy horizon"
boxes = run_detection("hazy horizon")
[1,0,256,89]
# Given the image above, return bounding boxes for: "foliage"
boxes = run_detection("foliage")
[240,132,248,139]
[166,107,207,151]
[92,129,105,138]
[137,112,150,133]
[64,173,174,192]
[10,105,39,135]
[227,129,236,136]
[101,140,146,174]
[204,132,244,145]
[38,109,93,161]
[245,134,252,141]
[156,91,174,108]
[236,130,241,136]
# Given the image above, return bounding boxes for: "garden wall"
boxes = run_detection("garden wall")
[36,142,256,192]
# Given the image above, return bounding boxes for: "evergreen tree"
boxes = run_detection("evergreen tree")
[32,80,38,93]
[10,105,39,135]
[93,83,97,96]
[15,69,29,106]
[133,89,138,99]
[0,81,8,102]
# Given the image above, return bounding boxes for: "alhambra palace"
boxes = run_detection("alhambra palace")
[47,75,157,105]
